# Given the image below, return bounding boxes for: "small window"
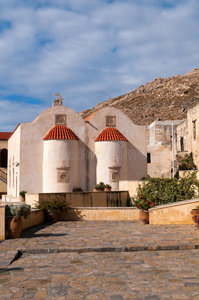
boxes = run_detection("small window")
[192,120,196,140]
[55,114,66,126]
[106,116,116,127]
[147,153,151,164]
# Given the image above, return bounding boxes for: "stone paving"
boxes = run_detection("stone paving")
[0,221,199,299]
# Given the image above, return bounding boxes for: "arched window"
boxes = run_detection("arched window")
[0,149,8,168]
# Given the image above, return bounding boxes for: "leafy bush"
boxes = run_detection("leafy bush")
[132,172,199,207]
[179,153,196,170]
[36,194,70,212]
[6,203,31,219]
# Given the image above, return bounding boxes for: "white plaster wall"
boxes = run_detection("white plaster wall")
[187,105,199,167]
[43,140,78,192]
[7,126,21,197]
[95,141,128,191]
[119,180,146,197]
[19,105,87,194]
[86,107,147,181]
[147,145,172,178]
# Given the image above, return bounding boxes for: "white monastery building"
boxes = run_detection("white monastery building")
[7,94,147,198]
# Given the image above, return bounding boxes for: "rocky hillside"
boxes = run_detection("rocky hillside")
[79,68,199,125]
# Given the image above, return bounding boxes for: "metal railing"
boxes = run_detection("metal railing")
[0,169,7,184]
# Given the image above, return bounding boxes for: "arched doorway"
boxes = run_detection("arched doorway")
[1,149,8,168]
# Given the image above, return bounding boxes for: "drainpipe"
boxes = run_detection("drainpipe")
[172,124,174,178]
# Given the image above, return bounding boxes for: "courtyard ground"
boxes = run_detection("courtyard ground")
[0,221,199,299]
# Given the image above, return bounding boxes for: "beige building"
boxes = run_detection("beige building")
[147,120,184,178]
[6,94,147,199]
[0,132,12,198]
[176,103,199,168]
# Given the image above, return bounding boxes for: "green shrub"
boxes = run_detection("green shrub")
[132,172,199,207]
[6,203,31,219]
[179,153,196,170]
[36,194,70,212]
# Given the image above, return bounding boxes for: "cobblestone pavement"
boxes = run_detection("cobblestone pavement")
[0,221,199,299]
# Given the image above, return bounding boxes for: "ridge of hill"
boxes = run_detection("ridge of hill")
[79,68,199,125]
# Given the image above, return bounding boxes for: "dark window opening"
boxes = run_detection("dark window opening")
[180,137,184,152]
[147,153,151,163]
[192,120,196,140]
[0,149,8,168]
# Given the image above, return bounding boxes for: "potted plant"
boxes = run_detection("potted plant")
[93,184,100,192]
[93,182,105,191]
[6,203,31,238]
[19,190,27,202]
[190,205,199,223]
[73,187,83,192]
[36,194,69,222]
[132,193,155,225]
[104,184,112,192]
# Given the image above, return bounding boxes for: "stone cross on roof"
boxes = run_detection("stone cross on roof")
[53,92,63,106]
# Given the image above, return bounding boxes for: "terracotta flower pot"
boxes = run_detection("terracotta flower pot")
[20,196,25,202]
[6,217,23,239]
[46,211,60,222]
[190,209,199,222]
[139,210,149,225]
[104,188,111,192]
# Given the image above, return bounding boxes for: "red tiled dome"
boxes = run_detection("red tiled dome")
[43,126,79,140]
[95,127,128,142]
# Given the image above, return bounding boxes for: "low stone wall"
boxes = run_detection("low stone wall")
[149,198,199,225]
[0,205,5,240]
[26,191,129,208]
[60,207,139,221]
[21,209,44,230]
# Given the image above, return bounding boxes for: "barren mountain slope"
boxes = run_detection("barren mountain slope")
[79,68,199,125]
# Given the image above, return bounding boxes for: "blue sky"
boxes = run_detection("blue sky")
[0,0,199,131]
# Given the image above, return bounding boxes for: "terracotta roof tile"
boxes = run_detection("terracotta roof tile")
[95,127,128,142]
[0,132,12,140]
[43,126,79,140]
[84,109,102,122]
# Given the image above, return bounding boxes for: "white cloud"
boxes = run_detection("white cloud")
[0,0,199,130]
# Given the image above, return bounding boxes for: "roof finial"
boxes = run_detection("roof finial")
[53,92,63,106]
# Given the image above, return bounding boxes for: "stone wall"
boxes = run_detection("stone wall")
[149,198,199,225]
[26,191,129,208]
[0,205,5,240]
[60,207,139,221]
